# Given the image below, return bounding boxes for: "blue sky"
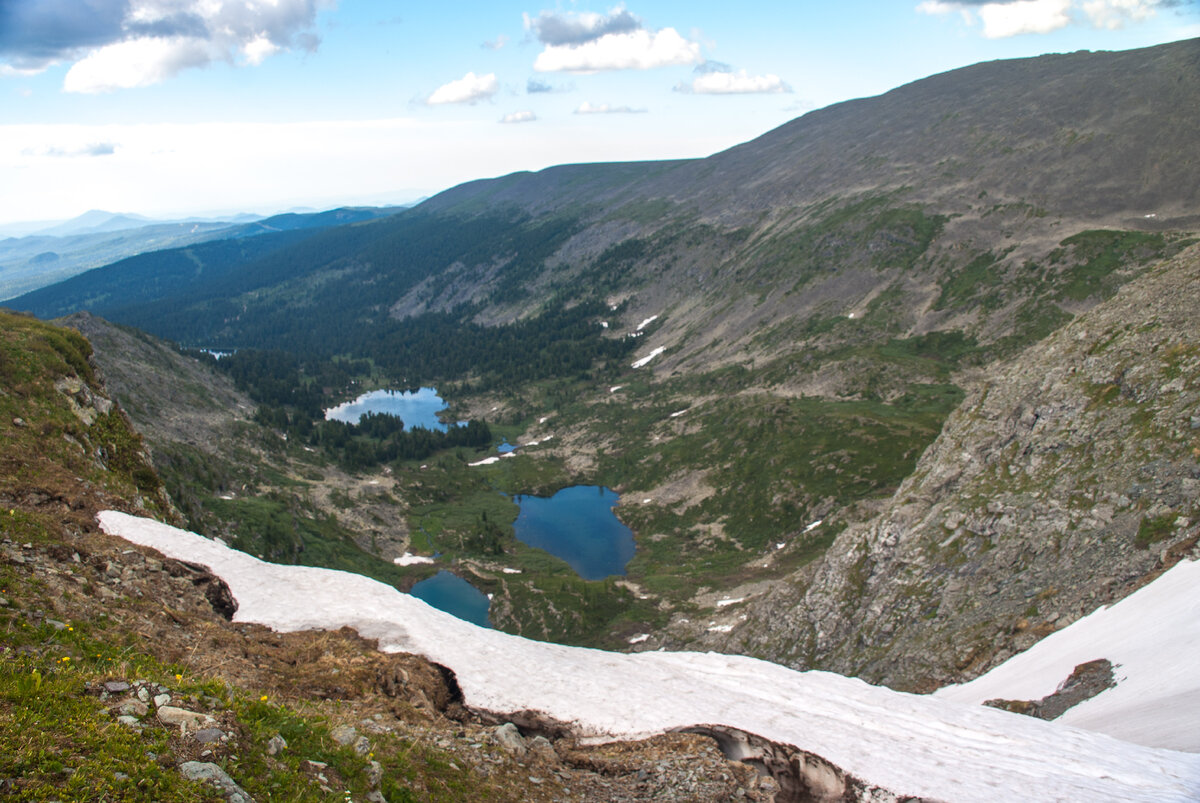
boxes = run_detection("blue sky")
[1,0,1197,224]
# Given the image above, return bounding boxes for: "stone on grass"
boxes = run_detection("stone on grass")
[178,761,254,803]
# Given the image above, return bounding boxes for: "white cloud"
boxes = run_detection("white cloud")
[978,0,1073,36]
[916,0,1167,36]
[24,142,118,158]
[574,101,647,114]
[0,64,46,78]
[678,69,791,95]
[500,110,537,124]
[534,28,702,73]
[482,34,509,50]
[917,0,976,19]
[1080,0,1158,28]
[64,36,215,93]
[242,35,282,66]
[525,6,642,46]
[426,72,499,105]
[3,0,327,91]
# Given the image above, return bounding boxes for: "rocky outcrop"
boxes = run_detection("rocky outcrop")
[726,241,1200,690]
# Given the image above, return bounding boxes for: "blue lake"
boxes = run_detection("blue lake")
[409,571,491,628]
[324,387,448,431]
[512,486,635,580]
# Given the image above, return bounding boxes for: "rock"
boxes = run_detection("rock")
[266,735,287,756]
[491,723,527,756]
[528,735,557,763]
[353,735,372,756]
[329,724,358,747]
[365,792,387,803]
[178,761,255,803]
[192,728,226,744]
[114,699,149,717]
[153,693,171,708]
[116,715,142,729]
[157,705,216,731]
[104,681,130,694]
[366,759,383,788]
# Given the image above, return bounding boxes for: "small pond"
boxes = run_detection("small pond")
[324,387,449,431]
[512,485,635,581]
[409,571,491,628]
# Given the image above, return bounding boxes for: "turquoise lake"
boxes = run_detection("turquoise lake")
[512,486,635,580]
[324,387,448,431]
[409,571,491,628]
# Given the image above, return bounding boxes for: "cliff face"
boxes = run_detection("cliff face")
[722,241,1200,691]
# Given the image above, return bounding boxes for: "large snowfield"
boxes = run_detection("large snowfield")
[936,557,1200,751]
[100,510,1200,802]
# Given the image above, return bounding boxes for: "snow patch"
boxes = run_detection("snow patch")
[804,520,823,532]
[628,634,650,644]
[632,347,665,369]
[610,385,623,393]
[394,553,435,566]
[716,598,745,608]
[706,623,735,633]
[935,558,1200,751]
[636,314,658,331]
[501,568,522,575]
[98,511,1200,803]
[669,409,688,418]
[468,456,500,466]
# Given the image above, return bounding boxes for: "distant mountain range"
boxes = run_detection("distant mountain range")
[0,205,404,302]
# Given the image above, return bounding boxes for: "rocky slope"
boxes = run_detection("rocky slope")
[705,241,1200,690]
[57,312,420,565]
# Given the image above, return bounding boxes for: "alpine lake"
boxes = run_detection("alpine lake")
[327,389,637,626]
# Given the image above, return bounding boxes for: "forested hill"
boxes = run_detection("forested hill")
[0,205,397,304]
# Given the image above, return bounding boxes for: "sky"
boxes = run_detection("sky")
[1,1,1197,225]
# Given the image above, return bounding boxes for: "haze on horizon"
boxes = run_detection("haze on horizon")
[1,0,1197,227]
